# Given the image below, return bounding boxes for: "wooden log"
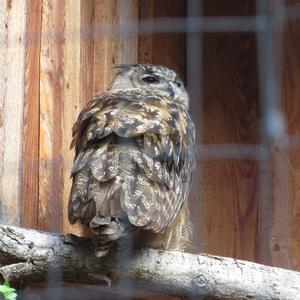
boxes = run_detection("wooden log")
[0,224,300,299]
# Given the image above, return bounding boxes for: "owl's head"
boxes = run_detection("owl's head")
[108,64,189,106]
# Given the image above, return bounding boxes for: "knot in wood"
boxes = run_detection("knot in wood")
[194,274,207,287]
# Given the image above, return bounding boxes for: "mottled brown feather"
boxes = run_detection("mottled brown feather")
[68,65,195,251]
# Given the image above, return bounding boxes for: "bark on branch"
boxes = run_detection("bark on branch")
[0,224,299,299]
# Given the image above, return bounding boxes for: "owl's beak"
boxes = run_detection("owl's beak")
[168,82,176,98]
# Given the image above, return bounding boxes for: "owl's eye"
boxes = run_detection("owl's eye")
[175,81,182,87]
[142,74,160,84]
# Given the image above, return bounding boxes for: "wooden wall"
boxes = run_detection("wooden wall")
[281,0,300,269]
[198,0,260,263]
[195,0,300,271]
[0,0,27,226]
[0,0,186,234]
[1,0,300,273]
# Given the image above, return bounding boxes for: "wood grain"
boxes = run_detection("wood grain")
[2,224,300,299]
[280,2,300,269]
[22,0,42,229]
[65,0,139,236]
[93,0,138,95]
[0,0,6,224]
[271,148,293,268]
[0,0,27,226]
[93,0,118,94]
[200,0,260,261]
[138,0,186,79]
[1,0,300,274]
[39,0,65,232]
[62,0,88,236]
[118,0,138,64]
[138,1,191,255]
[80,0,94,105]
[138,0,154,65]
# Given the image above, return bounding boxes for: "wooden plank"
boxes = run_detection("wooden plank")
[22,0,42,229]
[138,0,154,65]
[39,0,65,232]
[256,0,300,270]
[138,0,192,252]
[279,1,300,269]
[80,0,94,104]
[93,0,119,93]
[200,0,259,261]
[0,0,27,226]
[271,149,292,268]
[138,0,186,79]
[0,0,6,224]
[118,0,138,64]
[65,0,139,236]
[93,0,138,94]
[62,0,90,236]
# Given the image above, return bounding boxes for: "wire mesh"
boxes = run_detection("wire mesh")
[2,0,300,298]
[99,0,300,291]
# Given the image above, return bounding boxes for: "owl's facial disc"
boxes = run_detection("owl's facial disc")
[108,64,189,106]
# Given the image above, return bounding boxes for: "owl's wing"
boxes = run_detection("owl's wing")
[68,91,196,236]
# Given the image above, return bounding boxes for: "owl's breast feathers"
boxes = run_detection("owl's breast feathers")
[68,90,196,244]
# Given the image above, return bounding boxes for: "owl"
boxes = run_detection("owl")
[68,64,196,254]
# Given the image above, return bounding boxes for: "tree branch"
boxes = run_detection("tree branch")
[0,224,299,299]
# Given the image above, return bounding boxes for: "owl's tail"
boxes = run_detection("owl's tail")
[90,217,132,257]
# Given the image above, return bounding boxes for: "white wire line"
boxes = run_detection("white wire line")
[256,0,286,144]
[18,4,300,47]
[90,3,300,37]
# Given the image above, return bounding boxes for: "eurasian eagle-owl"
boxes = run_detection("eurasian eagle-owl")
[68,64,196,254]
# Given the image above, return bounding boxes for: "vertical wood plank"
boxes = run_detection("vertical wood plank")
[118,0,138,64]
[22,0,42,229]
[271,149,292,268]
[200,0,260,261]
[62,0,90,236]
[65,0,139,236]
[139,0,186,79]
[138,0,154,65]
[39,0,65,232]
[93,0,138,94]
[0,0,6,224]
[0,0,27,225]
[280,2,300,269]
[138,1,189,253]
[80,0,94,105]
[93,0,117,94]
